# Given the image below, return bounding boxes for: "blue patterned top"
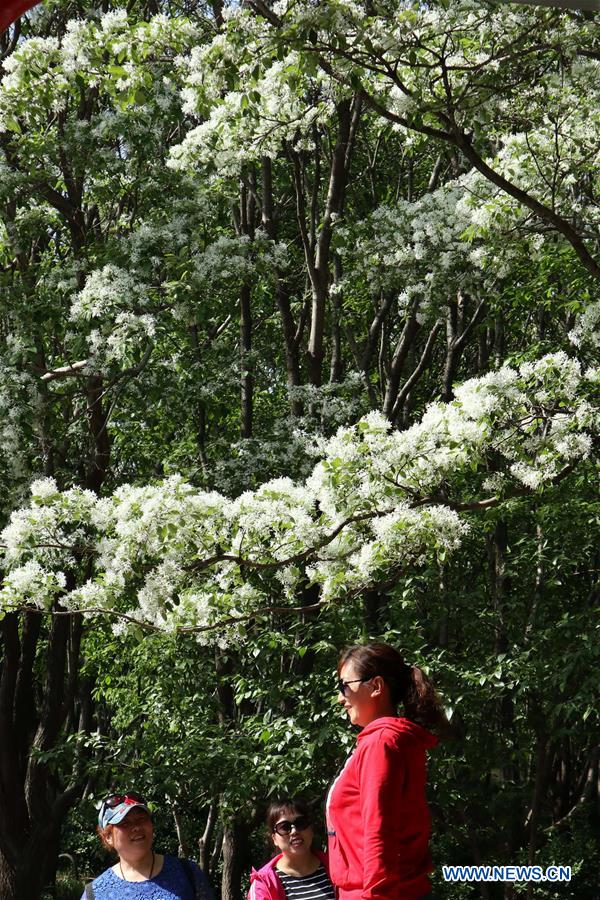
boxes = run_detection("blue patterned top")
[81,854,213,900]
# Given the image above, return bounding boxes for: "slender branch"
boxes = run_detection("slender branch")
[247,1,600,280]
[188,508,383,572]
[1,570,407,635]
[41,360,89,382]
[390,319,442,423]
[454,132,600,281]
[544,747,600,833]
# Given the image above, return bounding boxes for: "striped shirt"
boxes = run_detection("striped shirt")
[275,865,335,900]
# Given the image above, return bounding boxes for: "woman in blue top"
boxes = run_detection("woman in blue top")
[82,790,213,900]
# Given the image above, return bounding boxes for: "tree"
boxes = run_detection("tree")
[1,2,599,899]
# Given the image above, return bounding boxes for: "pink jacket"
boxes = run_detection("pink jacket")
[248,849,331,900]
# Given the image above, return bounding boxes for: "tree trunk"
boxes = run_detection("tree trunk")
[239,281,253,439]
[328,256,343,384]
[526,730,550,900]
[307,98,357,386]
[261,156,303,416]
[199,802,218,875]
[288,97,360,387]
[0,567,95,898]
[363,589,386,631]
[490,521,509,657]
[493,314,505,368]
[488,521,520,856]
[238,176,255,439]
[382,310,419,418]
[389,319,442,425]
[438,561,450,648]
[0,821,63,900]
[213,651,247,900]
[173,807,191,859]
[0,853,18,900]
[85,374,111,493]
[221,818,249,900]
[442,293,486,402]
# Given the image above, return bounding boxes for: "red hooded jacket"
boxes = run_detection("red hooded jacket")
[0,2,42,33]
[326,716,438,900]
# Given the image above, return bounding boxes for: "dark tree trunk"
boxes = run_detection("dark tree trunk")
[490,521,509,657]
[308,98,358,386]
[442,292,486,402]
[197,400,209,477]
[213,650,253,900]
[288,97,360,387]
[389,319,442,425]
[85,375,111,492]
[351,292,395,405]
[0,610,84,899]
[239,281,253,439]
[329,257,343,384]
[221,818,250,900]
[437,562,450,649]
[363,588,387,631]
[493,314,505,368]
[238,175,256,439]
[382,310,419,418]
[0,852,18,899]
[526,730,551,900]
[488,521,520,855]
[260,157,303,416]
[199,802,218,875]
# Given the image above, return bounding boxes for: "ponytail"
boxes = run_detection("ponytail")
[404,663,448,733]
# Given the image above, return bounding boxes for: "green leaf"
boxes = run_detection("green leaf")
[108,64,128,78]
[5,116,22,134]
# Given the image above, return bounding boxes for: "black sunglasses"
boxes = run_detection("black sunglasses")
[101,791,146,814]
[273,816,311,835]
[337,677,371,696]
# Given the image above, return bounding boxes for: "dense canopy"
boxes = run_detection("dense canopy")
[0,2,599,899]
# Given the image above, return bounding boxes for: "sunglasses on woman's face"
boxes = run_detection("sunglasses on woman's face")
[337,677,371,696]
[273,816,311,836]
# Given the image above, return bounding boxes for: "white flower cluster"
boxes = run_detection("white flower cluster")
[71,265,150,321]
[61,224,289,372]
[569,303,600,351]
[0,37,67,132]
[178,0,600,269]
[2,478,98,569]
[337,183,482,320]
[69,265,155,366]
[0,362,37,483]
[1,355,596,639]
[0,11,197,132]
[0,560,67,612]
[169,11,337,177]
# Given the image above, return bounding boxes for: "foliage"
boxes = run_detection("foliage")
[1,1,599,898]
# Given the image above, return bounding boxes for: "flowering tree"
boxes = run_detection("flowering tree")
[1,1,599,898]
[2,353,597,632]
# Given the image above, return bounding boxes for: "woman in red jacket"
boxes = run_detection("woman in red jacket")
[326,643,447,900]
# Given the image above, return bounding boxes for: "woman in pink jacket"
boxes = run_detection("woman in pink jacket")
[327,643,447,900]
[248,798,334,900]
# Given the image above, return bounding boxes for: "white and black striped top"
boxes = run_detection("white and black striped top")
[275,866,335,900]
